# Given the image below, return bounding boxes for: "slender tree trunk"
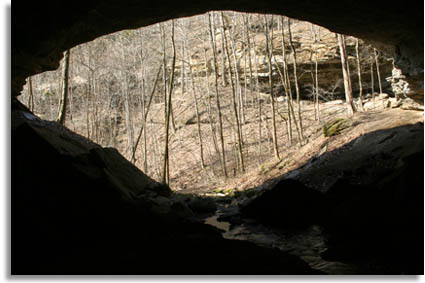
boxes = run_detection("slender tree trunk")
[141,83,148,173]
[119,40,135,160]
[188,53,205,169]
[161,23,168,121]
[337,33,356,115]
[27,76,34,112]
[309,41,316,117]
[132,63,163,164]
[370,55,376,107]
[343,36,353,102]
[229,13,245,144]
[180,20,186,96]
[355,39,365,111]
[208,12,228,178]
[69,77,75,131]
[374,48,383,94]
[314,43,320,121]
[280,18,301,144]
[150,117,160,179]
[201,37,220,157]
[310,23,321,121]
[242,21,248,110]
[57,49,71,125]
[374,48,383,105]
[229,14,245,128]
[244,14,254,107]
[249,16,263,164]
[219,14,227,87]
[279,16,293,145]
[91,71,99,143]
[159,23,176,134]
[85,83,91,139]
[283,18,301,145]
[162,20,176,185]
[288,18,304,142]
[221,12,245,173]
[264,15,280,160]
[138,38,148,171]
[273,54,292,145]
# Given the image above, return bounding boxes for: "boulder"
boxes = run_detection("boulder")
[240,179,325,229]
[187,196,218,214]
[320,151,424,274]
[400,98,424,111]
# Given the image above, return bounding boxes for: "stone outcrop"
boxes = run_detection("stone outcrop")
[320,150,423,274]
[12,0,423,102]
[240,178,325,229]
[192,24,393,100]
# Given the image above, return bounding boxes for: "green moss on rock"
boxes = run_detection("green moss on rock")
[323,118,348,137]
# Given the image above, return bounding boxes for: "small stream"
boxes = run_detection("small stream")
[205,207,363,275]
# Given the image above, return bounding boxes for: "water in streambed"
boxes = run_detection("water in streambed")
[204,207,363,275]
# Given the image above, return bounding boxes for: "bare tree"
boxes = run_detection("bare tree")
[187,46,206,169]
[311,24,321,121]
[248,15,263,164]
[282,17,302,144]
[374,48,383,95]
[27,76,35,112]
[201,35,220,158]
[208,12,228,178]
[264,15,280,160]
[132,62,163,164]
[244,14,254,107]
[288,18,304,142]
[161,20,177,185]
[337,33,356,115]
[279,16,294,145]
[370,53,375,107]
[355,38,365,111]
[57,49,71,125]
[179,19,186,96]
[219,14,227,87]
[220,11,245,173]
[230,13,245,127]
[118,35,135,160]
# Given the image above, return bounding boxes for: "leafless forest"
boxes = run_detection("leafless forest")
[18,12,392,192]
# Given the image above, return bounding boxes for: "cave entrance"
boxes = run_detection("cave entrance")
[11,5,424,275]
[17,11,398,195]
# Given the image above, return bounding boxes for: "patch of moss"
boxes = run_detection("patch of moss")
[259,164,267,174]
[323,118,348,137]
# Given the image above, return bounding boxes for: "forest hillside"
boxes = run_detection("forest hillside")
[18,11,404,193]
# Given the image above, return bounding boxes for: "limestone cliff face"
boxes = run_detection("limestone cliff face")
[187,21,393,100]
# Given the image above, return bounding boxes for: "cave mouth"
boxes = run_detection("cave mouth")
[16,11,399,195]
[11,4,424,276]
